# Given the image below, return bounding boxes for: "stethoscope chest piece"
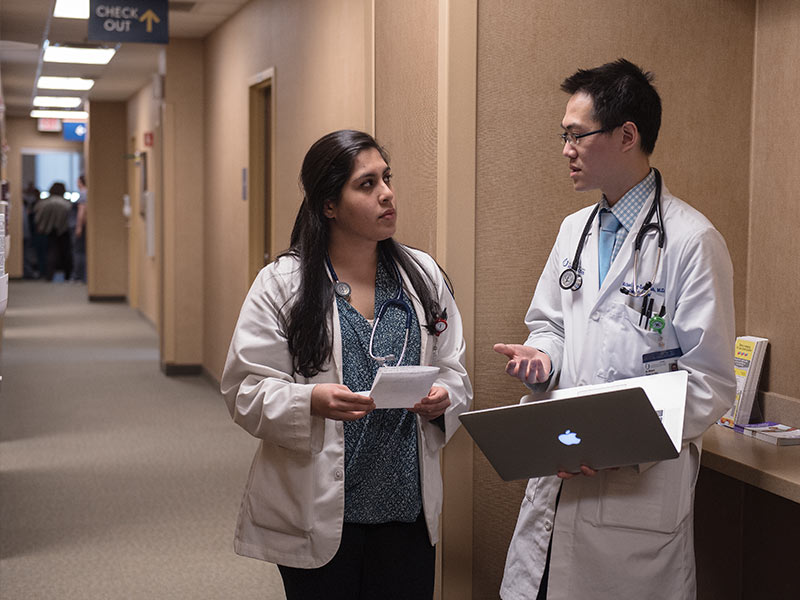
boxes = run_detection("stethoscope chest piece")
[559,268,583,291]
[334,281,352,300]
[433,318,448,335]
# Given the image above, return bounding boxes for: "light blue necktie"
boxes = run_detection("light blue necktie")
[598,209,621,286]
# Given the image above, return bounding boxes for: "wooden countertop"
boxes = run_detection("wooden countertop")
[701,424,800,504]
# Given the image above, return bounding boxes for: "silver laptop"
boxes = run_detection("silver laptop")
[459,371,687,481]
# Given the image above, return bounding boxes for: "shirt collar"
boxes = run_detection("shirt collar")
[600,169,656,232]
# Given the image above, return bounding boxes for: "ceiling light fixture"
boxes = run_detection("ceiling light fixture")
[37,76,95,91]
[33,96,83,108]
[53,0,89,19]
[30,109,89,120]
[44,45,116,65]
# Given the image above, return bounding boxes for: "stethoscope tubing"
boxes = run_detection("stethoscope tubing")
[559,168,665,294]
[621,169,664,297]
[326,253,414,366]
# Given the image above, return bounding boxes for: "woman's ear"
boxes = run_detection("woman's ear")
[323,201,336,219]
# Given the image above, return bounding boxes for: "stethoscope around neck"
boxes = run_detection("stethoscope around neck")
[559,168,665,297]
[325,253,413,366]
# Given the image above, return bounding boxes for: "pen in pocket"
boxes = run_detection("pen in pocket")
[639,295,649,327]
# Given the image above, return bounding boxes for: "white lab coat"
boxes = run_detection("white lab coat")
[221,247,472,568]
[500,180,735,600]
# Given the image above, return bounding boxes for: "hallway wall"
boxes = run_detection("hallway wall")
[203,0,373,379]
[162,39,205,369]
[375,0,438,252]
[86,101,128,299]
[749,0,800,418]
[126,80,160,326]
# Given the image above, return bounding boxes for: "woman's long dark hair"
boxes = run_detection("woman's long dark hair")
[279,129,447,378]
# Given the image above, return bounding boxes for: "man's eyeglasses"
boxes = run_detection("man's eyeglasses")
[559,128,607,147]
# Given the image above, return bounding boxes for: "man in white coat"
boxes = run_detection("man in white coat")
[494,59,735,600]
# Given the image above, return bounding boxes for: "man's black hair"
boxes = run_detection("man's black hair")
[561,58,662,155]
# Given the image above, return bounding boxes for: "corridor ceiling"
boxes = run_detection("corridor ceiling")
[0,0,249,119]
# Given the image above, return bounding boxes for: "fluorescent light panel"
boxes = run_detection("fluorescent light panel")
[44,46,116,65]
[30,109,89,120]
[37,76,95,91]
[53,0,89,19]
[34,96,83,108]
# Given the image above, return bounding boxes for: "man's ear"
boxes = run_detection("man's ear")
[620,121,640,153]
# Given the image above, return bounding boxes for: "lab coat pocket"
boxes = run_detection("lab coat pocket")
[609,303,680,372]
[618,303,668,346]
[245,444,314,536]
[596,303,665,381]
[594,456,690,534]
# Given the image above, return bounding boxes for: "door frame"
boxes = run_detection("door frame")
[247,67,276,284]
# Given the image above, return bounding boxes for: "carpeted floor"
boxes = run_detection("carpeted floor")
[0,280,285,599]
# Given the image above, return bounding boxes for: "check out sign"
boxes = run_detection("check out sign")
[88,0,168,44]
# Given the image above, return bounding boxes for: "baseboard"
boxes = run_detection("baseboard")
[88,295,127,303]
[161,362,203,376]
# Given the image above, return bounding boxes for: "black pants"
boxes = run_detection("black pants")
[45,232,72,281]
[278,513,435,600]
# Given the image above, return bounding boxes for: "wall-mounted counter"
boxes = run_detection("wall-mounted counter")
[702,424,800,504]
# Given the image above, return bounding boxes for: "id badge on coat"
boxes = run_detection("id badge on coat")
[643,347,682,375]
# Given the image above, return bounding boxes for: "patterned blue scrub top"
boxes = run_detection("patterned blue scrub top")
[337,258,423,524]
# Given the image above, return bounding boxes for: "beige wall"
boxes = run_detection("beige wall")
[162,39,205,368]
[86,101,128,298]
[750,0,800,416]
[203,0,372,380]
[375,0,439,252]
[126,80,160,325]
[3,117,84,278]
[473,0,755,595]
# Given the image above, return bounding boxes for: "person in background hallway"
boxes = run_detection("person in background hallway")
[221,130,472,600]
[34,182,73,282]
[495,59,735,599]
[72,174,88,282]
[22,181,41,279]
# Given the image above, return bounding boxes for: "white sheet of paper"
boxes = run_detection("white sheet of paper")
[358,366,440,409]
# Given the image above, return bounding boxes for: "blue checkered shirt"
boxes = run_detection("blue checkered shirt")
[600,169,656,263]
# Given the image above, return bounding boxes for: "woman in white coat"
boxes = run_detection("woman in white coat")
[221,130,471,599]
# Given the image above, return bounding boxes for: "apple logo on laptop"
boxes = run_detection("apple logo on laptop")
[558,429,581,446]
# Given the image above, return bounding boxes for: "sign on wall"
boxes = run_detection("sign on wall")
[88,1,169,44]
[63,122,87,142]
[37,118,62,132]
